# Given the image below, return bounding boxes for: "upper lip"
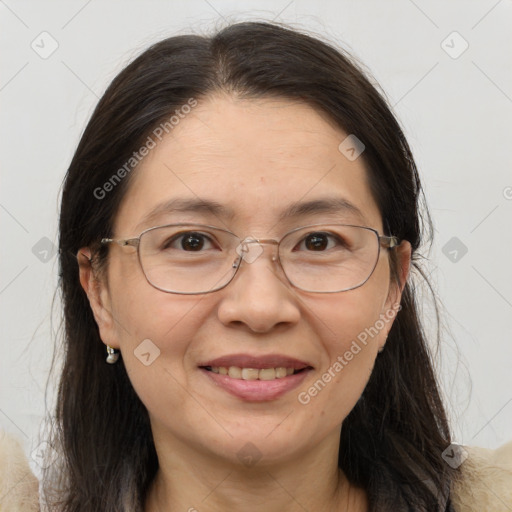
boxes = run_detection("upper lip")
[199,353,313,370]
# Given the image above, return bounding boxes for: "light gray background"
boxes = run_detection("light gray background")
[1,0,511,477]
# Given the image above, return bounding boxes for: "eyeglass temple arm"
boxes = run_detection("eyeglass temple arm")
[379,235,400,249]
[101,237,140,248]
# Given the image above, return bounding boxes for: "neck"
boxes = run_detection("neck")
[144,426,367,512]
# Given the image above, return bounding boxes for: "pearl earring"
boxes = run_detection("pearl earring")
[106,345,120,364]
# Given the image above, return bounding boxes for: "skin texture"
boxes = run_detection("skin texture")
[78,94,411,512]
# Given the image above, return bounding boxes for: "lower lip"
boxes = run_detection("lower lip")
[200,368,312,402]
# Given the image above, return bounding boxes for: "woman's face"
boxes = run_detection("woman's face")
[82,94,410,468]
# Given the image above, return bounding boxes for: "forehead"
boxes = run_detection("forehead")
[114,94,383,235]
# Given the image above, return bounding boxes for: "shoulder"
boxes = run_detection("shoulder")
[451,440,512,512]
[0,431,40,511]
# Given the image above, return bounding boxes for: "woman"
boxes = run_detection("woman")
[37,21,511,511]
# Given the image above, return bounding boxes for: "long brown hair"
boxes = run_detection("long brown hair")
[44,21,457,511]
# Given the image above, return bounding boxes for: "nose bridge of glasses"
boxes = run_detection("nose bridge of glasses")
[235,237,279,265]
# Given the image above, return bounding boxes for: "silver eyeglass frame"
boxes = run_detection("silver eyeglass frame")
[101,222,400,295]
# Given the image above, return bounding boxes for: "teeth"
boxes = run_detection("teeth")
[228,366,242,379]
[241,368,260,380]
[276,368,288,378]
[258,368,276,380]
[209,366,302,380]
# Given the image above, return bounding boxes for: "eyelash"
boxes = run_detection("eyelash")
[164,232,218,251]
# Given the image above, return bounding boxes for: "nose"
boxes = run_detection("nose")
[216,239,301,333]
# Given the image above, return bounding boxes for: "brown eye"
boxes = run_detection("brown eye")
[304,233,329,251]
[163,231,215,252]
[181,233,205,251]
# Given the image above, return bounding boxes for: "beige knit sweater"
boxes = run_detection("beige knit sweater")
[1,431,511,511]
[0,431,39,512]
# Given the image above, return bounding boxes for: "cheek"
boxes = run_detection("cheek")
[107,253,204,346]
[106,256,212,391]
[111,288,217,433]
[295,318,379,436]
[298,266,391,422]
[111,286,209,361]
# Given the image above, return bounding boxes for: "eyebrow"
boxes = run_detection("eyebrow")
[277,197,367,223]
[136,196,367,231]
[136,198,235,231]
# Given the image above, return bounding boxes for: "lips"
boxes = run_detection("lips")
[198,353,313,401]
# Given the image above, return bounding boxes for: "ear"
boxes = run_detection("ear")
[381,240,412,336]
[77,248,120,349]
[392,240,412,299]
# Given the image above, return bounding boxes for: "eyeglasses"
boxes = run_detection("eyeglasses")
[101,223,400,294]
